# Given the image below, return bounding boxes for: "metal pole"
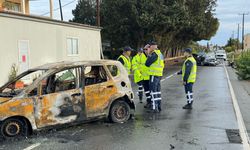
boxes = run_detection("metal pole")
[50,0,54,19]
[59,0,63,21]
[240,13,249,51]
[242,13,245,51]
[237,23,240,51]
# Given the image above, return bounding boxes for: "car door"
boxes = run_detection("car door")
[84,65,118,118]
[34,67,86,128]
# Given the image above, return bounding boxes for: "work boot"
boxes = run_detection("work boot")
[146,108,159,113]
[144,103,151,108]
[182,103,192,109]
[139,96,143,103]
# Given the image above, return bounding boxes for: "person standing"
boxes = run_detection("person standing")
[117,46,133,75]
[145,41,165,112]
[177,48,197,109]
[132,48,150,104]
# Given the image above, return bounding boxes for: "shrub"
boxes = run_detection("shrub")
[236,51,250,80]
[8,64,18,81]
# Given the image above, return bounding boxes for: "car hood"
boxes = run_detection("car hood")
[0,97,11,104]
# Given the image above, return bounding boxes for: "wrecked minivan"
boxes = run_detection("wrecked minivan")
[0,60,135,139]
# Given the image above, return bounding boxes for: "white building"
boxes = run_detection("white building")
[0,11,102,85]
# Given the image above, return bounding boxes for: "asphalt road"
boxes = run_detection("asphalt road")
[0,65,245,150]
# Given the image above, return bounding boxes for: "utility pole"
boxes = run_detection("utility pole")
[237,23,240,51]
[239,13,249,51]
[96,0,100,26]
[59,0,63,21]
[49,0,54,19]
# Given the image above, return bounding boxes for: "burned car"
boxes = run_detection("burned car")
[0,60,135,139]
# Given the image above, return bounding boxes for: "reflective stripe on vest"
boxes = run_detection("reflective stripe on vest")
[182,56,197,83]
[118,55,131,75]
[149,50,164,76]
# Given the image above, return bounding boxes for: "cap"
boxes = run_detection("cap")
[124,46,133,51]
[148,41,157,46]
[184,48,192,53]
[137,48,143,52]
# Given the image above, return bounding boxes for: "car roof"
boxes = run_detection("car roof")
[32,60,120,70]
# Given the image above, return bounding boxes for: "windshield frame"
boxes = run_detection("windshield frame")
[0,69,49,95]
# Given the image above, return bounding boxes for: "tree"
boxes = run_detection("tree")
[224,38,241,52]
[71,0,219,57]
[70,0,96,26]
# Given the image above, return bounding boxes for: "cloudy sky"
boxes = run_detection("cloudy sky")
[30,0,250,46]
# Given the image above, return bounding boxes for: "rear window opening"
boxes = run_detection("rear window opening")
[84,66,108,86]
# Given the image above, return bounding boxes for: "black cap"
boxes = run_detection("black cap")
[148,41,157,46]
[124,46,133,51]
[184,48,192,53]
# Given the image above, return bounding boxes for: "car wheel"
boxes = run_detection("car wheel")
[0,118,28,139]
[109,100,131,123]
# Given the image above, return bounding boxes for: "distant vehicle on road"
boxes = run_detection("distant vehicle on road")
[193,52,206,66]
[203,52,218,66]
[0,60,135,139]
[215,50,227,61]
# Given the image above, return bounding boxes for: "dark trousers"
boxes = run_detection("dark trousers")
[142,80,151,103]
[184,83,194,104]
[137,81,144,100]
[149,76,162,110]
[137,80,151,102]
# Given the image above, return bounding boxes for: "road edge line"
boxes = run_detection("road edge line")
[161,71,179,82]
[23,143,41,150]
[224,65,250,150]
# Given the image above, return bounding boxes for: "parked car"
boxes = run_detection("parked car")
[0,60,135,139]
[193,52,206,66]
[215,50,227,61]
[203,52,218,66]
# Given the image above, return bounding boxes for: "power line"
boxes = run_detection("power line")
[40,0,76,16]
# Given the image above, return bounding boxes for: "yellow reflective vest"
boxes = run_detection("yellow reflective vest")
[132,53,149,83]
[148,50,165,76]
[118,55,131,75]
[182,56,197,83]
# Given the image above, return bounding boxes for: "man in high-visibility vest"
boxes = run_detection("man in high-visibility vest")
[177,48,197,109]
[117,46,132,75]
[132,48,151,104]
[145,41,165,113]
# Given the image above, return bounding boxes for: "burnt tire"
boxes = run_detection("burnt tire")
[109,100,131,123]
[0,118,28,139]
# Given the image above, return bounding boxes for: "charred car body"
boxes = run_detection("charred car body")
[0,60,135,139]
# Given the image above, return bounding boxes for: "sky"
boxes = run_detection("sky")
[29,0,250,46]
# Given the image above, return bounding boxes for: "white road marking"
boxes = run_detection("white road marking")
[224,65,250,150]
[23,143,41,150]
[161,71,179,82]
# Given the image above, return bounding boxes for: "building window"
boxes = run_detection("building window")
[67,38,79,55]
[3,2,21,12]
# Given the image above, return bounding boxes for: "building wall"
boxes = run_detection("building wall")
[0,13,101,85]
[244,34,250,50]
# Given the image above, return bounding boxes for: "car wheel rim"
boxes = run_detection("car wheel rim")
[114,104,128,120]
[5,122,21,137]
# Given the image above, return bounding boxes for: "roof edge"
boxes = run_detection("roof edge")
[0,10,102,31]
